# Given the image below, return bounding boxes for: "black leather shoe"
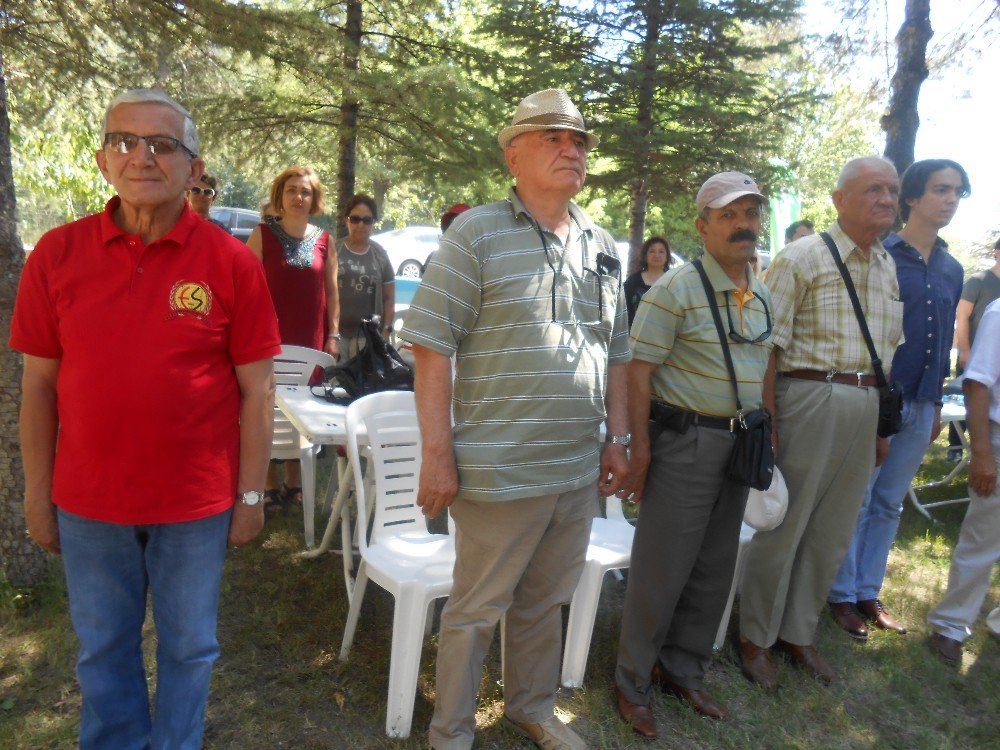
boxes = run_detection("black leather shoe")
[929,633,962,663]
[829,602,869,641]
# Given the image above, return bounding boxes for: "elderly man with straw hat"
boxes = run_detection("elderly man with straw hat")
[401,88,631,750]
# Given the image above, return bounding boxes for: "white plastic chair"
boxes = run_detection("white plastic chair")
[713,522,756,650]
[560,495,635,688]
[337,391,455,739]
[273,345,336,547]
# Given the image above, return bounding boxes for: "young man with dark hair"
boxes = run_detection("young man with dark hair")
[828,158,968,640]
[784,219,814,244]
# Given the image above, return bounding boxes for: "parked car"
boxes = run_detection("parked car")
[370,225,441,278]
[209,207,260,241]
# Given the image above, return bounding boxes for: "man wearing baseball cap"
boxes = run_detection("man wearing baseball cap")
[738,156,904,688]
[401,88,630,750]
[613,172,772,736]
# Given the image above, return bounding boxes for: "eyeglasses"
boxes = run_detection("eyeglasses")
[189,186,216,197]
[725,291,771,344]
[348,215,374,225]
[535,223,619,326]
[104,132,197,159]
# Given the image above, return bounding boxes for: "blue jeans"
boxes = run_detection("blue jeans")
[58,508,231,750]
[829,399,936,603]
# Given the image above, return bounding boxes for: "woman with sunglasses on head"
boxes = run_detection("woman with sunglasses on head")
[335,194,395,355]
[624,235,672,326]
[187,172,226,230]
[247,165,338,511]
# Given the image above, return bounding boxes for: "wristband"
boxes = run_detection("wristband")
[327,333,341,340]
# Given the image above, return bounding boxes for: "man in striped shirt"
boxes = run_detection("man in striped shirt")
[401,88,630,750]
[614,172,773,737]
[739,156,904,688]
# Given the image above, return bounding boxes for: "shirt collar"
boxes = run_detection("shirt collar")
[98,195,199,248]
[699,249,756,299]
[883,231,949,257]
[506,187,595,237]
[829,220,890,263]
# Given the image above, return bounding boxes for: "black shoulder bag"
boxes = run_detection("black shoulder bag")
[314,318,414,403]
[818,232,902,437]
[692,260,774,491]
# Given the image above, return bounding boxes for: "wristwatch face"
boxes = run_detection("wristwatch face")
[607,433,631,446]
[240,490,264,506]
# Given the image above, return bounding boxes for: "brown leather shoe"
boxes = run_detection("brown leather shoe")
[775,640,835,685]
[738,638,778,690]
[650,665,727,719]
[929,632,962,664]
[857,598,907,634]
[829,602,869,641]
[615,687,657,738]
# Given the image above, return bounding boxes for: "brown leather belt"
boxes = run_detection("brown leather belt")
[784,369,877,388]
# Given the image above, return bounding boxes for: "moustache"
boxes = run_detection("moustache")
[728,229,758,243]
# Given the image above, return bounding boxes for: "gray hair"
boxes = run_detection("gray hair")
[100,88,200,156]
[836,156,896,190]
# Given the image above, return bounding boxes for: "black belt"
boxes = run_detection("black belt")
[649,401,735,432]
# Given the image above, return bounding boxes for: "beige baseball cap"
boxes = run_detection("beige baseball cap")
[498,88,599,150]
[696,171,767,213]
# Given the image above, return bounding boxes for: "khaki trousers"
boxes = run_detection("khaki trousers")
[615,423,749,701]
[740,377,879,646]
[428,485,596,750]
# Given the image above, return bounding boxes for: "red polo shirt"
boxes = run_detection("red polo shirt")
[10,198,281,524]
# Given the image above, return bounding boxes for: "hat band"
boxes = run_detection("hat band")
[514,113,586,130]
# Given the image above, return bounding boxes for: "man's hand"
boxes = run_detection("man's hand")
[875,435,890,466]
[968,450,998,497]
[417,448,459,518]
[617,442,650,503]
[25,497,60,554]
[228,503,265,547]
[929,404,943,445]
[598,443,628,497]
[324,337,341,361]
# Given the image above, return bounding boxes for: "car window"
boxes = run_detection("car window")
[210,209,231,227]
[235,212,260,230]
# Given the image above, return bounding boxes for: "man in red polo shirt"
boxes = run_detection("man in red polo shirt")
[10,89,280,749]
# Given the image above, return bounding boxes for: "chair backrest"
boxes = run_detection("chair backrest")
[271,346,337,459]
[275,345,336,386]
[345,391,424,551]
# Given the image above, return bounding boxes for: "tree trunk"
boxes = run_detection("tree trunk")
[626,4,663,274]
[372,176,390,230]
[335,0,363,238]
[881,0,932,176]
[0,51,48,587]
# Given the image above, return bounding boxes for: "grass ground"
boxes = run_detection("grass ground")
[1,439,998,749]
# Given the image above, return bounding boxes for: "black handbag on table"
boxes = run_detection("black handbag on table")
[314,318,414,403]
[819,232,902,438]
[692,260,775,491]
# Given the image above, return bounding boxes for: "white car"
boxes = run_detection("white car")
[371,225,441,278]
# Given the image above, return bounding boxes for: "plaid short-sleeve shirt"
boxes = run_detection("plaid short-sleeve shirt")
[767,221,904,375]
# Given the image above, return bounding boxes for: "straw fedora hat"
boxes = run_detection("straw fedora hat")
[497,88,599,150]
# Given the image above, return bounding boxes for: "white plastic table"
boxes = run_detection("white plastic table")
[907,397,969,520]
[275,385,363,596]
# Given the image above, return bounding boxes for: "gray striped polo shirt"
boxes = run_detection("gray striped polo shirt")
[400,189,631,501]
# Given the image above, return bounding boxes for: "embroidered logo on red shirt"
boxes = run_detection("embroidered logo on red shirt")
[169,281,213,317]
